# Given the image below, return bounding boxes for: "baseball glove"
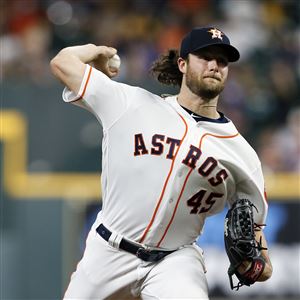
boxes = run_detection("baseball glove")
[224,198,267,290]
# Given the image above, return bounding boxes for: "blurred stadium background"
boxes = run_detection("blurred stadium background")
[1,0,299,299]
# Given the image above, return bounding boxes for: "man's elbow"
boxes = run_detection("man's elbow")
[50,47,74,77]
[50,56,59,77]
[50,52,65,78]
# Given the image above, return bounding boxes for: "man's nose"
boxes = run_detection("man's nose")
[208,59,219,71]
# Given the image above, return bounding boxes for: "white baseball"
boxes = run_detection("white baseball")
[108,54,121,70]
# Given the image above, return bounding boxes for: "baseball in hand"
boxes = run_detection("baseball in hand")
[108,54,121,70]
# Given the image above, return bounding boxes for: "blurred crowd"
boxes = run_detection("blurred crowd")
[1,0,299,173]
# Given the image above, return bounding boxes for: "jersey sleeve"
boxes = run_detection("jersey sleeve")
[62,65,137,129]
[235,165,268,224]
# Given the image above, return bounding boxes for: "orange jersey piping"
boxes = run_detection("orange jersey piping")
[156,167,193,247]
[139,113,188,243]
[70,65,93,102]
[199,132,239,149]
[156,131,239,247]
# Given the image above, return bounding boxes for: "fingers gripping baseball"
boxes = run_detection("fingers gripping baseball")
[92,46,120,78]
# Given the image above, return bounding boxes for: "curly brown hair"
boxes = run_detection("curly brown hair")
[150,49,184,87]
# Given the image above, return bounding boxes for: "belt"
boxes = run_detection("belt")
[96,223,175,262]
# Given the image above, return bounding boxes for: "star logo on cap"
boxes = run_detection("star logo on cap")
[208,28,223,40]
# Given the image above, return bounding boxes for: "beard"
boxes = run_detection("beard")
[185,65,225,101]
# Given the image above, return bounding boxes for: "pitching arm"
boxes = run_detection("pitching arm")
[50,44,118,94]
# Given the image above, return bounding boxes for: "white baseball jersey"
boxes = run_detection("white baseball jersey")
[63,64,268,250]
[62,64,269,299]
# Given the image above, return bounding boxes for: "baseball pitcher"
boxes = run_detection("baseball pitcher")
[50,26,273,299]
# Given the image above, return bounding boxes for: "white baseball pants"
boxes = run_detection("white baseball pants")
[63,224,209,300]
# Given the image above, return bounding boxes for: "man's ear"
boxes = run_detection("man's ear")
[178,57,187,74]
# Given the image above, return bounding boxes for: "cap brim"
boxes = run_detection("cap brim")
[192,43,240,62]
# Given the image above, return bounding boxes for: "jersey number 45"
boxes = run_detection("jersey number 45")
[187,189,223,214]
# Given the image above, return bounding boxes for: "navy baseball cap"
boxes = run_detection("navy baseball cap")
[180,27,240,62]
